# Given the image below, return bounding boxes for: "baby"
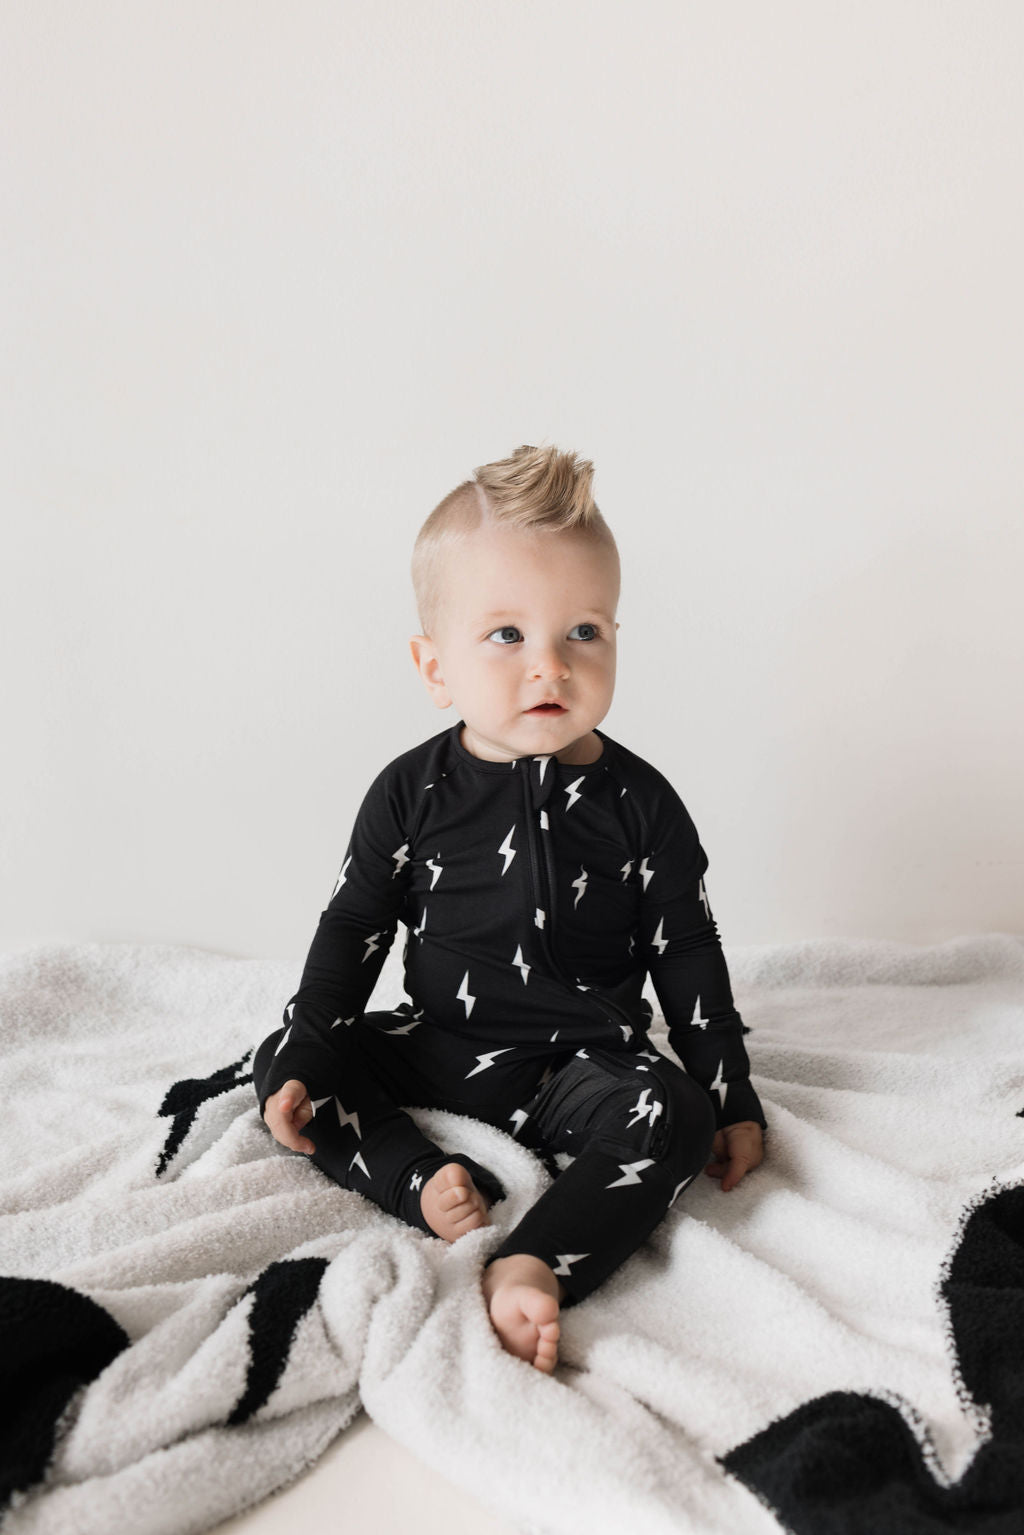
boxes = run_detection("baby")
[254,443,766,1372]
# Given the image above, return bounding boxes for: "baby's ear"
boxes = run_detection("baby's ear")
[408,635,452,710]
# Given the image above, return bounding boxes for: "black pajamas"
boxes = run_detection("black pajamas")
[254,721,766,1305]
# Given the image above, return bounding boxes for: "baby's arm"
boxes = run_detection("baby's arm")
[260,761,412,1118]
[636,775,768,1166]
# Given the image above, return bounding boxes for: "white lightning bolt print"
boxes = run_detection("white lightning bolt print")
[669,1172,697,1207]
[553,1253,590,1277]
[690,995,708,1029]
[710,1059,728,1108]
[534,755,552,783]
[362,931,382,963]
[626,1090,664,1129]
[508,1108,529,1137]
[349,1150,370,1179]
[571,866,589,907]
[651,918,668,956]
[606,1158,657,1188]
[620,1023,633,1042]
[539,809,549,830]
[414,907,427,940]
[576,1047,589,1059]
[310,1096,330,1114]
[457,970,476,1019]
[273,1024,292,1055]
[391,842,410,877]
[465,1047,514,1078]
[331,856,352,899]
[550,1030,559,1041]
[564,776,584,811]
[639,856,654,891]
[698,877,710,919]
[535,907,546,929]
[410,1171,423,1191]
[498,825,517,875]
[383,1017,421,1035]
[620,860,633,882]
[512,944,531,984]
[426,853,444,890]
[330,1016,356,1029]
[335,1101,361,1138]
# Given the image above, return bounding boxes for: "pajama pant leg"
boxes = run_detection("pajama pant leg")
[252,1017,509,1234]
[485,1047,717,1306]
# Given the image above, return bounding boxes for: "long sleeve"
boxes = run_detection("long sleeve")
[257,765,411,1115]
[636,780,767,1133]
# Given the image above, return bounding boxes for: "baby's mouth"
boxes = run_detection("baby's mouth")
[526,702,567,714]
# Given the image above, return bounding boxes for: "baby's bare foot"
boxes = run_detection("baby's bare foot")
[420,1162,492,1242]
[481,1254,565,1373]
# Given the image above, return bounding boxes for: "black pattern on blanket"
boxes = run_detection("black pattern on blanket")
[0,937,1022,1535]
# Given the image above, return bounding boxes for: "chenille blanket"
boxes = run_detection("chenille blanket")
[1,935,1023,1535]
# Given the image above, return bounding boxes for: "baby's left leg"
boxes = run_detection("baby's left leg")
[482,1048,716,1367]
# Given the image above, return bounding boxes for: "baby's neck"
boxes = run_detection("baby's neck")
[554,731,603,766]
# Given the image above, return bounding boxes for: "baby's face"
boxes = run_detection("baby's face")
[410,522,619,764]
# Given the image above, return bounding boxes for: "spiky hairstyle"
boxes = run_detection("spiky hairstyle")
[411,443,618,635]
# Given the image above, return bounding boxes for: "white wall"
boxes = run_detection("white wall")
[3,1,1022,960]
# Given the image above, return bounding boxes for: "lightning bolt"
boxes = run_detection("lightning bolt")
[620,1023,633,1042]
[606,1158,657,1188]
[331,855,352,898]
[564,776,584,811]
[620,860,633,882]
[550,1030,559,1041]
[414,907,427,939]
[391,842,410,877]
[465,1047,514,1078]
[690,994,708,1028]
[310,1096,330,1113]
[576,1047,589,1059]
[410,1171,423,1191]
[628,934,636,956]
[335,1100,361,1138]
[362,931,382,963]
[539,809,549,830]
[639,856,654,891]
[698,877,710,918]
[534,755,551,783]
[509,1108,529,1137]
[512,944,530,984]
[571,866,588,907]
[457,970,476,1019]
[710,1059,727,1108]
[273,1024,292,1055]
[651,918,668,956]
[383,1017,421,1035]
[349,1150,370,1179]
[498,825,517,875]
[330,1016,356,1029]
[535,907,546,929]
[552,1253,590,1277]
[669,1172,697,1206]
[626,1089,653,1127]
[426,853,444,890]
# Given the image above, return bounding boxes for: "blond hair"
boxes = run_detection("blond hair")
[412,443,618,635]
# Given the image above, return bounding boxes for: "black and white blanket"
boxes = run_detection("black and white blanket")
[1,934,1022,1535]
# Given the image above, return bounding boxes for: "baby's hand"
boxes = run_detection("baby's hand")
[705,1120,764,1192]
[264,1080,316,1155]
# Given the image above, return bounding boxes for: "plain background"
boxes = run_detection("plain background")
[3,2,1022,963]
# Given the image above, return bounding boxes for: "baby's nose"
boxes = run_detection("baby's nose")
[529,644,571,679]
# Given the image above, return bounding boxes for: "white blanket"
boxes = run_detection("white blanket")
[1,934,1023,1535]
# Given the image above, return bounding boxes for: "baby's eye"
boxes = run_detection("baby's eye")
[487,626,523,645]
[569,622,600,641]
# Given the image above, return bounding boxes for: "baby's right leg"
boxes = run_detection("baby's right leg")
[253,1022,504,1239]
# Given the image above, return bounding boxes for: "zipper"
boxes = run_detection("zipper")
[522,767,641,1042]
